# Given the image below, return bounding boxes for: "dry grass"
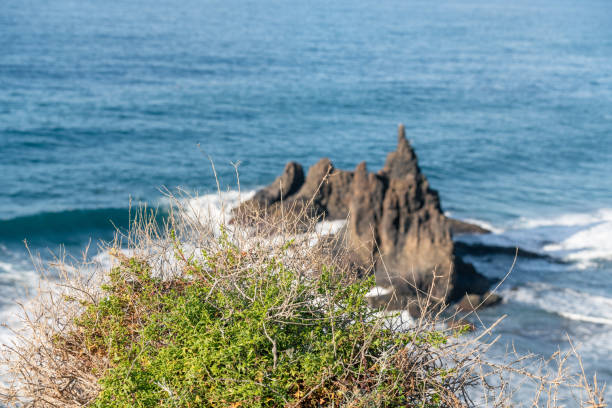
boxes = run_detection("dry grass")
[0,186,607,407]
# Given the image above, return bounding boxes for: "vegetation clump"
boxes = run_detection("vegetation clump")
[71,231,469,407]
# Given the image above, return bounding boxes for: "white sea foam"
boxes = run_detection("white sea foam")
[459,208,612,268]
[0,256,42,301]
[516,209,612,229]
[0,261,17,275]
[0,251,44,347]
[504,283,612,327]
[184,190,347,250]
[519,209,612,267]
[92,247,134,270]
[365,286,392,298]
[538,212,612,267]
[378,309,415,332]
[558,312,612,326]
[183,189,256,231]
[568,329,612,363]
[0,303,27,349]
[315,219,346,236]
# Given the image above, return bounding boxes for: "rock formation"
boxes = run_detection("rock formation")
[371,126,455,301]
[233,125,495,311]
[249,161,305,208]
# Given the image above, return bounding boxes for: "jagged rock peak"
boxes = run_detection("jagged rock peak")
[397,123,411,154]
[381,124,418,179]
[251,161,304,206]
[355,161,368,175]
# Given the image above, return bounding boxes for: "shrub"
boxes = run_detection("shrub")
[69,229,471,407]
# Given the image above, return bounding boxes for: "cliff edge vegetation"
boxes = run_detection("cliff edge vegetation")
[0,189,606,407]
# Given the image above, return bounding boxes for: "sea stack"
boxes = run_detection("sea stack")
[355,124,456,302]
[233,125,495,311]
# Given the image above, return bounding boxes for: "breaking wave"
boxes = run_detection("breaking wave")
[503,283,612,327]
[457,208,612,269]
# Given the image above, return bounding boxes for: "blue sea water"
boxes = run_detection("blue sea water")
[1,0,611,401]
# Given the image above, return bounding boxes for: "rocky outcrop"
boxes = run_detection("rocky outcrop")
[250,161,305,208]
[338,125,455,302]
[447,218,490,235]
[233,158,356,225]
[233,125,497,311]
[345,162,386,268]
[289,158,355,219]
[455,292,502,312]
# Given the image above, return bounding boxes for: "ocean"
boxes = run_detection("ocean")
[1,0,611,401]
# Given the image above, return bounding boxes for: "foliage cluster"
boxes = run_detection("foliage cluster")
[71,232,461,407]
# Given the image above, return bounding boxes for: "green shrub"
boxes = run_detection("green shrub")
[70,233,454,407]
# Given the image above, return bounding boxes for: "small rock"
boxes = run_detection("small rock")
[456,294,482,311]
[446,217,491,235]
[455,292,502,311]
[480,291,502,308]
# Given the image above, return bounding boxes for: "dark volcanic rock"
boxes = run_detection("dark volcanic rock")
[346,162,385,267]
[454,241,553,260]
[455,292,502,312]
[251,161,305,207]
[372,126,454,301]
[450,256,493,302]
[291,158,355,219]
[235,157,356,223]
[231,161,307,226]
[446,218,490,235]
[292,158,333,206]
[234,125,497,311]
[379,124,419,179]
